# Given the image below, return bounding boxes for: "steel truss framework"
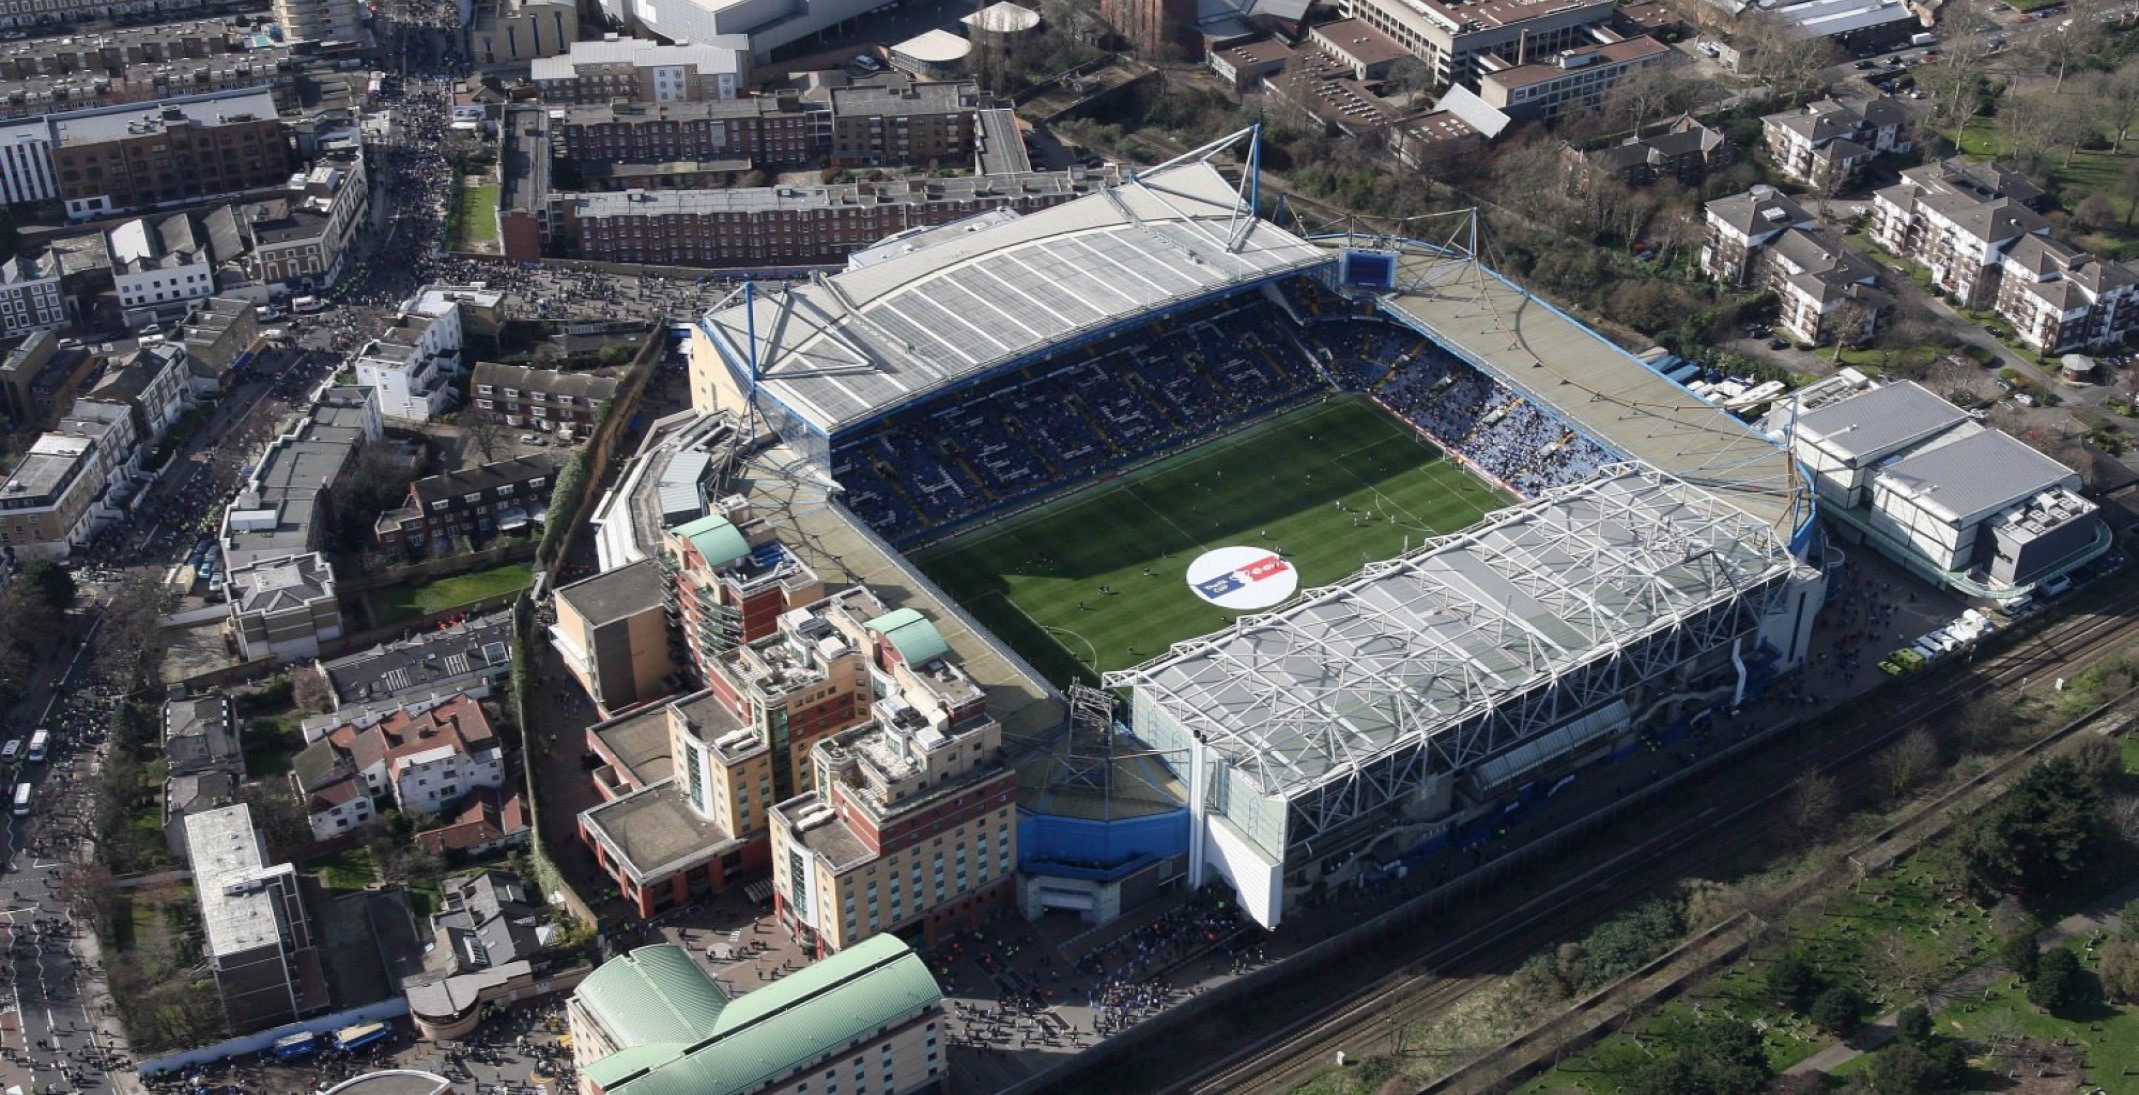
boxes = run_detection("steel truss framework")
[1107,465,1814,858]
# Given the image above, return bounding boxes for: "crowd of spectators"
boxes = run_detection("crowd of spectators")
[830,276,1616,543]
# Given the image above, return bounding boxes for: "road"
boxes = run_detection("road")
[0,601,134,1095]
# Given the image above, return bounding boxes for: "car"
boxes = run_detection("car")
[1768,337,1789,350]
[1855,59,1876,68]
[1983,324,2000,336]
[519,433,545,445]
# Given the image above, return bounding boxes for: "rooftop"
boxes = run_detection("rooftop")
[183,804,297,957]
[471,361,620,403]
[582,935,942,1095]
[530,35,748,81]
[1791,379,1966,464]
[963,1,1042,32]
[592,703,676,785]
[321,610,513,706]
[228,550,334,614]
[556,557,668,627]
[1481,34,1669,90]
[579,779,744,881]
[406,452,557,508]
[49,86,278,147]
[1108,467,1807,801]
[694,160,1327,435]
[1876,427,2082,526]
[1311,18,1409,66]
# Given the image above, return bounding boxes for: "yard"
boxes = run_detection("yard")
[450,180,502,249]
[363,562,533,627]
[308,845,379,892]
[1948,117,2139,261]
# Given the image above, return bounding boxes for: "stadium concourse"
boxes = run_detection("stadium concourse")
[685,132,1826,933]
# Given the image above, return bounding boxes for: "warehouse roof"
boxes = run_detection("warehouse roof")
[1874,427,2081,526]
[1791,379,1968,465]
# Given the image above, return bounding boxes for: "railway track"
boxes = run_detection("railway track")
[1164,589,2139,1095]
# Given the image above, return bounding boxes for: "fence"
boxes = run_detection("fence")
[134,999,411,1078]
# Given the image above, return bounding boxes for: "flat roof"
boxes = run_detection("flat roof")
[557,557,668,627]
[581,779,744,881]
[890,28,972,63]
[594,705,675,785]
[1375,246,1803,535]
[1792,380,1968,464]
[184,804,298,957]
[1481,35,1670,90]
[1108,467,1806,801]
[1876,427,2080,526]
[696,161,1328,435]
[49,87,278,147]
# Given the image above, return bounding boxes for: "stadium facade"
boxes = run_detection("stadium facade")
[687,132,1825,931]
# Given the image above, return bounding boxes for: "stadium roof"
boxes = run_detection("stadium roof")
[1106,466,1806,801]
[696,156,1329,435]
[1374,245,1806,538]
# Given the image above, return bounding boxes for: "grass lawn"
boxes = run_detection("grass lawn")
[912,397,1508,684]
[309,846,378,892]
[452,182,501,247]
[1931,941,2139,1095]
[365,562,533,627]
[244,716,308,780]
[1948,118,2139,259]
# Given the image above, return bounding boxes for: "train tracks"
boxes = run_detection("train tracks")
[1166,588,2139,1095]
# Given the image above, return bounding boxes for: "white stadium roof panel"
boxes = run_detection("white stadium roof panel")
[1107,466,1805,800]
[698,162,1330,434]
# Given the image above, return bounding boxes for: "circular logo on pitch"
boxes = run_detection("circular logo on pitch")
[1186,546,1299,610]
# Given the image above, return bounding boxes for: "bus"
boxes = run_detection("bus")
[25,731,47,763]
[270,1031,319,1060]
[333,1021,390,1052]
[11,783,29,817]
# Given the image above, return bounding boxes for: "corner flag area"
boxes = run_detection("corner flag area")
[913,397,1508,684]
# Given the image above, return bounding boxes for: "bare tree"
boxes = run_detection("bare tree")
[1602,65,1706,137]
[2087,60,2139,152]
[2023,16,2104,92]
[1874,727,1940,801]
[1914,48,1991,135]
[1786,771,1841,841]
[1739,13,1841,104]
[291,665,334,714]
[463,406,513,465]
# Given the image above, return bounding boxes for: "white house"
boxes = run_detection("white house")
[352,304,465,422]
[108,213,222,326]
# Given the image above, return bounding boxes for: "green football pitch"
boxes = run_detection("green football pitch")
[911,396,1510,685]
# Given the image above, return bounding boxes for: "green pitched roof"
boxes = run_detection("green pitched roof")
[603,935,943,1095]
[863,608,950,667]
[673,514,748,569]
[574,944,727,1072]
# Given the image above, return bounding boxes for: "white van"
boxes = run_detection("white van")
[0,741,19,763]
[291,295,324,314]
[12,783,30,817]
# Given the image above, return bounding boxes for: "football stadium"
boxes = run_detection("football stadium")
[687,132,1829,930]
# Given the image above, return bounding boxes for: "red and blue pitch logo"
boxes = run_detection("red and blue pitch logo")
[1186,546,1301,611]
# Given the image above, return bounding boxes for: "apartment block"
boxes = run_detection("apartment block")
[530,36,749,103]
[770,600,1016,956]
[549,170,1101,267]
[233,151,369,292]
[0,410,138,560]
[185,804,328,1033]
[291,692,507,839]
[469,0,577,63]
[1475,32,1670,124]
[0,248,66,338]
[1870,158,2139,353]
[373,453,556,558]
[469,361,619,438]
[352,303,465,422]
[550,558,676,717]
[661,507,825,682]
[1341,0,1616,89]
[45,88,289,219]
[0,331,97,430]
[179,296,264,392]
[1573,116,1732,189]
[228,550,343,663]
[1761,97,1909,191]
[1702,187,1887,345]
[85,341,193,443]
[271,0,362,45]
[108,211,222,324]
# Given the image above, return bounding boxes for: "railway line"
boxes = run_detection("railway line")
[1156,589,2139,1095]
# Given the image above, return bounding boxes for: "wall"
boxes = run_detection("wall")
[135,998,410,1078]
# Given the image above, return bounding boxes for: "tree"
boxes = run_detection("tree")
[2098,939,2139,1002]
[2004,929,2041,981]
[291,665,334,714]
[1959,756,2106,903]
[1767,951,1822,1011]
[1601,66,1705,137]
[1844,1038,1967,1095]
[1914,51,1989,134]
[237,783,316,865]
[2024,17,2104,91]
[2120,898,2139,941]
[1739,13,1841,104]
[1809,984,1866,1034]
[463,406,513,464]
[2025,947,2088,1013]
[17,558,75,613]
[92,572,175,688]
[1621,1015,1772,1095]
[1786,772,1840,841]
[1875,728,1940,801]
[2069,735,2125,791]
[1895,1005,1933,1043]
